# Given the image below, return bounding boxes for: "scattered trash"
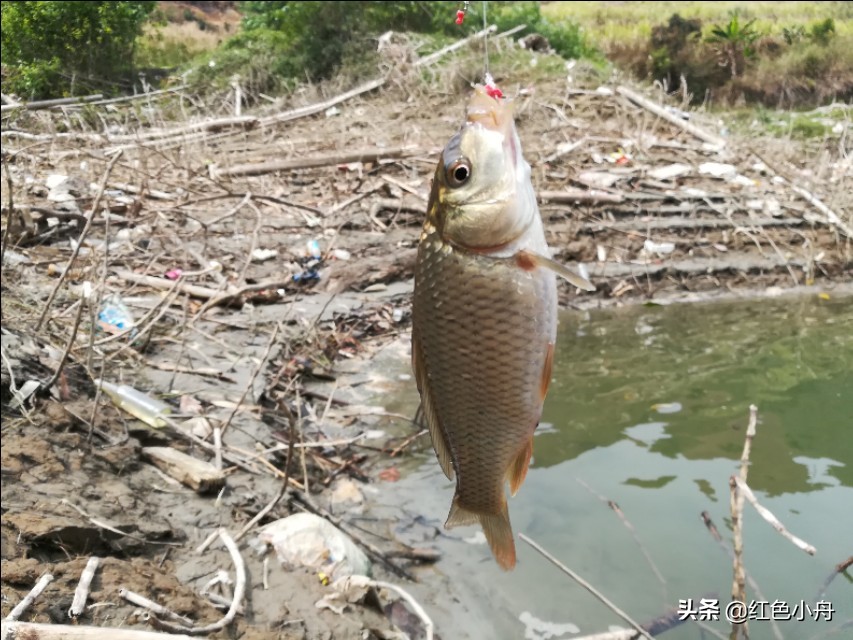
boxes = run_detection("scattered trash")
[596,244,608,262]
[699,162,737,179]
[315,574,374,615]
[96,379,172,428]
[164,268,183,280]
[325,106,341,118]
[649,163,691,181]
[643,239,676,257]
[9,379,41,409]
[251,248,278,262]
[378,467,401,482]
[97,293,136,336]
[608,147,632,165]
[664,105,691,121]
[331,248,351,261]
[652,402,683,414]
[578,171,621,189]
[258,513,371,580]
[519,611,580,640]
[329,478,365,511]
[595,86,614,96]
[292,239,323,284]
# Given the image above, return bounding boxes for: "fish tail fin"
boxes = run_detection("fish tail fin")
[446,495,517,570]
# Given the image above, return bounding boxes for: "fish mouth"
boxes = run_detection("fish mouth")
[465,85,520,170]
[465,85,514,135]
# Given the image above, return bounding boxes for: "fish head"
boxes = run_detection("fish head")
[428,86,537,252]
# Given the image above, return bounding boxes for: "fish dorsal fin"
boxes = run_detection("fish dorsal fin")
[411,328,455,480]
[508,437,534,497]
[514,250,596,291]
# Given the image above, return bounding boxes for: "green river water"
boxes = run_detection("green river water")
[368,294,852,640]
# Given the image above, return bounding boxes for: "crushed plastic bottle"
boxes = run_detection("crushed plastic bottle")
[98,293,136,336]
[95,379,171,428]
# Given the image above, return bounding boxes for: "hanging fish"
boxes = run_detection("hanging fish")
[412,85,594,570]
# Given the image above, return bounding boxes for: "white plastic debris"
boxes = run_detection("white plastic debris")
[251,248,278,262]
[258,513,371,580]
[519,611,580,640]
[644,239,676,256]
[595,86,614,96]
[596,244,608,262]
[649,163,691,181]
[578,171,621,189]
[698,162,737,179]
[315,575,373,615]
[325,106,341,118]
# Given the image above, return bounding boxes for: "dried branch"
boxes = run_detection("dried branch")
[4,573,53,621]
[69,557,100,618]
[371,581,434,640]
[616,85,727,148]
[152,529,245,635]
[119,589,194,628]
[518,533,655,640]
[212,145,420,179]
[733,476,817,555]
[1,622,195,640]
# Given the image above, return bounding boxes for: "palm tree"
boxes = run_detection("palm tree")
[706,11,760,79]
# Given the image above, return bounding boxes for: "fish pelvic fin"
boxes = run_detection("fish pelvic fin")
[446,495,517,570]
[411,327,455,480]
[514,250,596,292]
[508,437,534,497]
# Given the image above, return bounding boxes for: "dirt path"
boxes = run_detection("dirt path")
[2,43,850,639]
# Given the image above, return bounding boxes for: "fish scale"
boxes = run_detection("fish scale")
[413,229,556,529]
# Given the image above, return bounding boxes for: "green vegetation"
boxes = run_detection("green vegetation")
[577,1,853,107]
[1,1,156,98]
[2,1,848,109]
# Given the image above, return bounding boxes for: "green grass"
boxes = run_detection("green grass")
[544,1,853,48]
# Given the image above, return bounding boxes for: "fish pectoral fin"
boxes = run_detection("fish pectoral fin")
[446,495,517,570]
[508,437,534,497]
[515,250,596,292]
[412,329,455,481]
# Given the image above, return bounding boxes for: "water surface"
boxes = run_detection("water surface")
[368,295,852,640]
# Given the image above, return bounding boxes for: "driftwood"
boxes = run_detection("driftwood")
[733,476,817,555]
[588,254,804,278]
[111,270,291,306]
[213,146,421,179]
[415,24,497,68]
[1,94,103,113]
[141,447,226,494]
[616,86,727,148]
[540,189,625,204]
[1,622,194,640]
[260,77,386,126]
[579,216,804,233]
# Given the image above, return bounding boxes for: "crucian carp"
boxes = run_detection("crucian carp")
[412,84,594,570]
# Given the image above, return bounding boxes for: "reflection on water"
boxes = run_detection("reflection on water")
[372,295,853,640]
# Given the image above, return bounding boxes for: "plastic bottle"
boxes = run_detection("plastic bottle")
[95,379,171,428]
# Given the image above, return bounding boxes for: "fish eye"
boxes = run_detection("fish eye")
[446,159,472,188]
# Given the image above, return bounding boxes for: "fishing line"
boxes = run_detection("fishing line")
[482,0,489,81]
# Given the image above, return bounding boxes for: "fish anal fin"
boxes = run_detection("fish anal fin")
[445,495,517,570]
[445,495,480,528]
[514,250,596,292]
[411,330,455,480]
[508,437,534,496]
